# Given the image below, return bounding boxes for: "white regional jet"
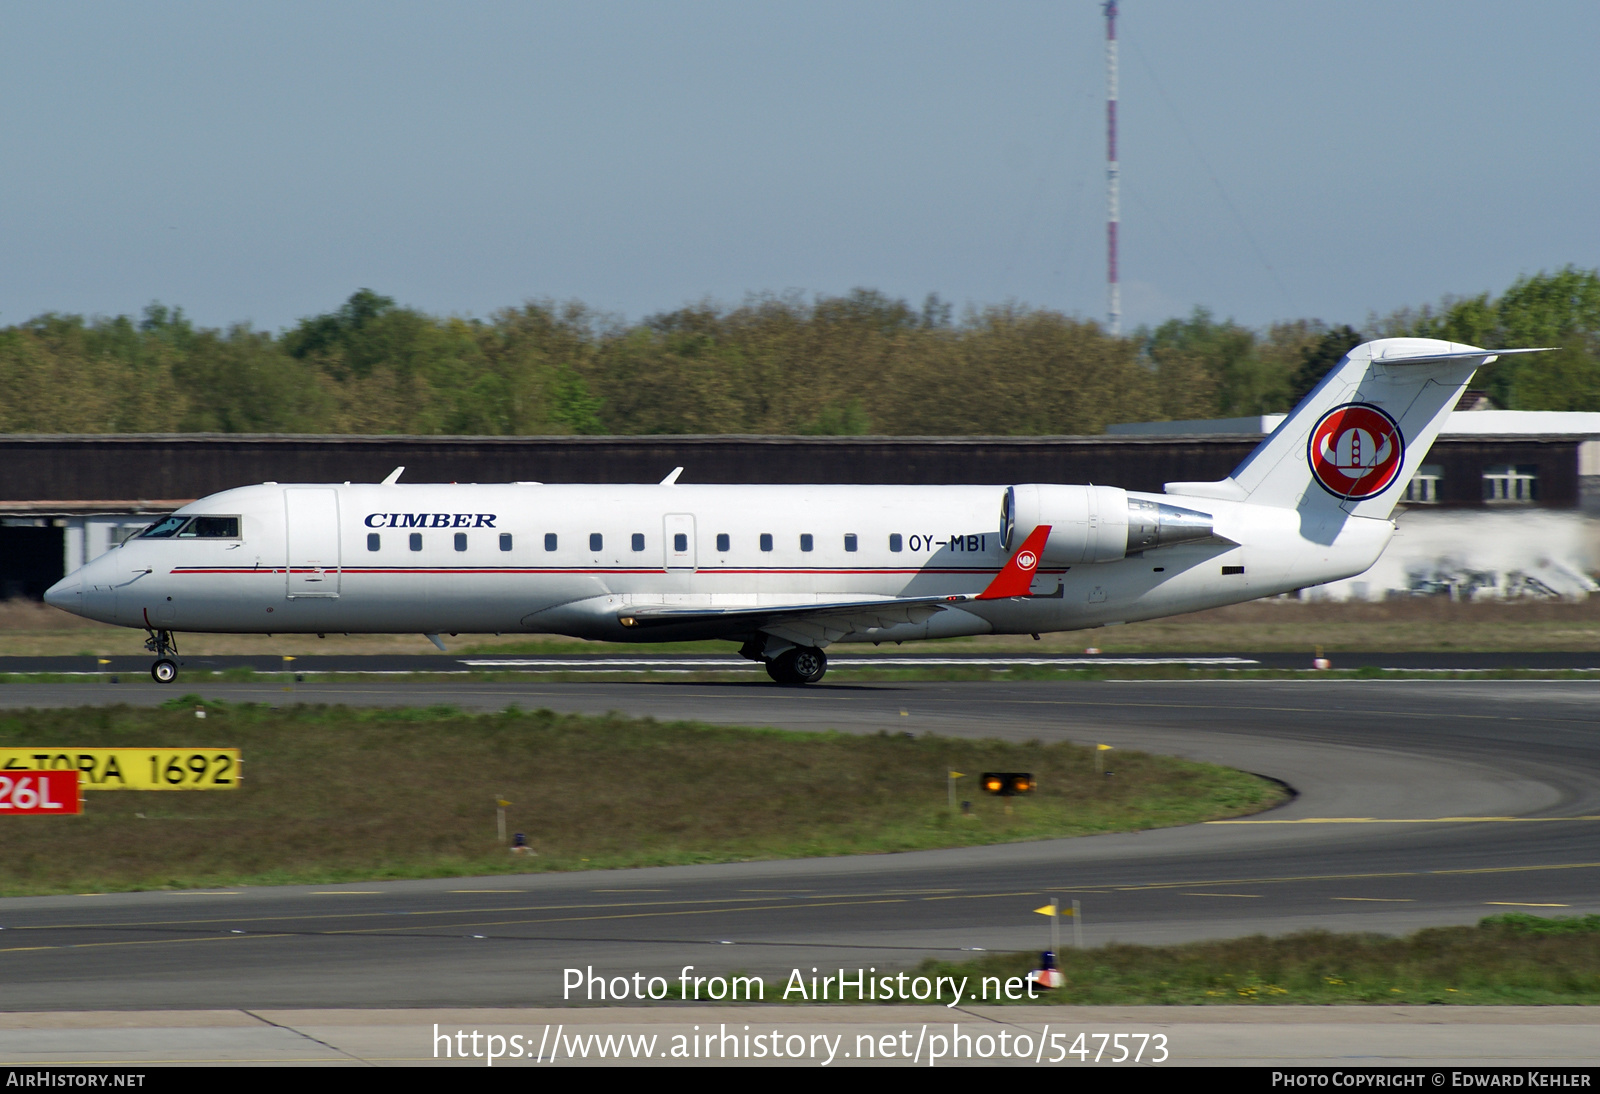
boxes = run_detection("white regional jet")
[45,338,1546,685]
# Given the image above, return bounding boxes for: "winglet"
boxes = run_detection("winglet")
[977,525,1052,600]
[381,466,405,485]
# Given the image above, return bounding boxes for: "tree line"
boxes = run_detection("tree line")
[2,268,1596,436]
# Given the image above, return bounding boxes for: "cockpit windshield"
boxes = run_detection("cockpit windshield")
[139,515,241,539]
[140,515,190,539]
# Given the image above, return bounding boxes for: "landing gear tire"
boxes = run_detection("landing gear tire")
[766,646,827,685]
[144,628,179,683]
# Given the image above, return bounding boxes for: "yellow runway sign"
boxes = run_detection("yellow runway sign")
[0,749,241,790]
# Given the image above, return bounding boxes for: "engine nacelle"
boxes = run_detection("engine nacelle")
[1001,484,1216,564]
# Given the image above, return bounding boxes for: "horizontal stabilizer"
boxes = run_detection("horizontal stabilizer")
[1373,346,1555,365]
[1162,479,1247,502]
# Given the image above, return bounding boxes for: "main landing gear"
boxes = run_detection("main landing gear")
[738,637,829,686]
[145,629,179,684]
[765,646,827,686]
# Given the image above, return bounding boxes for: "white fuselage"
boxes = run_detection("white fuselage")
[46,481,1393,646]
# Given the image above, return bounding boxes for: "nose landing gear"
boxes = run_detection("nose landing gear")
[145,629,180,684]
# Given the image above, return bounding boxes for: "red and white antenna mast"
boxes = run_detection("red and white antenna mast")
[1104,0,1120,336]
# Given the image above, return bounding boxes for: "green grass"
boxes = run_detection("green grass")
[0,699,1284,896]
[836,915,1600,1005]
[11,596,1600,658]
[445,599,1600,658]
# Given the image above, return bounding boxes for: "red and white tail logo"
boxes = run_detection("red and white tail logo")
[1307,403,1405,500]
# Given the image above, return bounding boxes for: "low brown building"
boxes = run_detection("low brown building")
[0,431,1592,599]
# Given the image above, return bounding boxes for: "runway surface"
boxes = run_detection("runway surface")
[6,650,1600,676]
[1,679,1597,1009]
[6,1006,1598,1067]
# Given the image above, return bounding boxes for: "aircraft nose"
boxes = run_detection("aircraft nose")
[43,575,80,613]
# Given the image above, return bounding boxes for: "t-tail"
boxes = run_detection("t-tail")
[1164,338,1553,518]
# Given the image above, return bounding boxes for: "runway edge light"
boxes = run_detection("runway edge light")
[1030,898,1065,987]
[981,772,1033,796]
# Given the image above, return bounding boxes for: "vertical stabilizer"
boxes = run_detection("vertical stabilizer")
[1164,338,1543,519]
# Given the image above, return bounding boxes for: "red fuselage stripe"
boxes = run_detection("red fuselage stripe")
[170,566,1069,577]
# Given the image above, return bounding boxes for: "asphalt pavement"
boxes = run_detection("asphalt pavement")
[1,679,1596,1010]
[5,650,1600,677]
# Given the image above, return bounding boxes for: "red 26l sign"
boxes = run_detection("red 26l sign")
[0,770,82,814]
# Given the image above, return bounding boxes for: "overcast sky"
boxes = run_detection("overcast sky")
[3,1,1596,334]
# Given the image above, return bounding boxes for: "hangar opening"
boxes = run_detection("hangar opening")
[0,522,65,600]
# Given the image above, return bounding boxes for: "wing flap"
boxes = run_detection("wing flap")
[617,594,972,637]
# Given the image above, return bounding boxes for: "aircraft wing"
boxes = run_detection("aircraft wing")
[613,530,1050,644]
[618,594,976,645]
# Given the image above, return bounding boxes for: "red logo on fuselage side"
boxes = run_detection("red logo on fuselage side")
[1307,403,1405,500]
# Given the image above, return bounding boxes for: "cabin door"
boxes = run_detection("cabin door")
[284,488,342,597]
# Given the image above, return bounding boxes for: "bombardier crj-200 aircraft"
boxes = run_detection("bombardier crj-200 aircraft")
[45,338,1547,684]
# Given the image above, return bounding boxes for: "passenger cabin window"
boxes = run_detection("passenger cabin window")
[589,533,603,552]
[454,532,467,552]
[800,534,813,552]
[367,533,381,552]
[716,533,730,552]
[545,533,558,551]
[889,533,903,552]
[760,533,773,552]
[632,533,645,552]
[843,534,857,552]
[409,533,423,551]
[500,533,512,552]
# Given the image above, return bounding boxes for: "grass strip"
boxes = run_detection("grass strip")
[4,667,1600,687]
[0,699,1283,896]
[793,915,1600,1006]
[11,597,1600,659]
